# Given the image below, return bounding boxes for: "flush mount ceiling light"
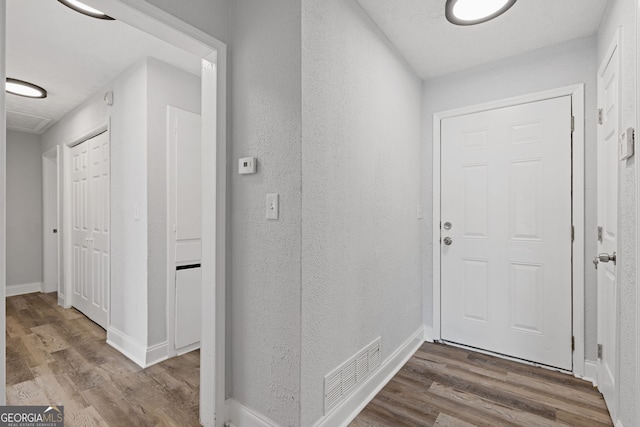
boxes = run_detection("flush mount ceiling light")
[445,0,517,26]
[57,0,115,20]
[6,78,48,99]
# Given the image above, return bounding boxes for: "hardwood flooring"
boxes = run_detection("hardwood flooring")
[6,292,201,426]
[351,342,613,427]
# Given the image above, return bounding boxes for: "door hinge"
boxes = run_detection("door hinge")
[571,225,575,242]
[598,226,603,243]
[571,116,575,133]
[598,108,603,125]
[572,336,575,352]
[598,343,603,359]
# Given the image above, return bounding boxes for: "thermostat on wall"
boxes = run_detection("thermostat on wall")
[238,157,257,174]
[619,128,635,161]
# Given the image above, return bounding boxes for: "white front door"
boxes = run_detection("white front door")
[70,131,109,329]
[596,34,620,421]
[440,96,573,370]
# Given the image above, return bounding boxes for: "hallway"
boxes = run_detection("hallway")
[6,292,200,426]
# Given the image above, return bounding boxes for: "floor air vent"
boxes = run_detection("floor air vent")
[324,337,381,414]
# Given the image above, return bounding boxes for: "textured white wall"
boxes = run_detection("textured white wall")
[6,131,43,287]
[598,0,637,425]
[227,1,302,425]
[301,0,423,425]
[146,58,200,348]
[108,60,149,344]
[421,36,599,360]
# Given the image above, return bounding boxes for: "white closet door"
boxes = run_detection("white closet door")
[71,131,109,329]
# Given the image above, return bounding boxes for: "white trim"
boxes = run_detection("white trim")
[6,282,43,297]
[106,327,147,368]
[432,84,586,375]
[146,341,169,366]
[42,146,60,295]
[313,326,425,427]
[107,328,169,368]
[225,400,279,427]
[582,360,598,387]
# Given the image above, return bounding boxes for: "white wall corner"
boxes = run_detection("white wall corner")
[6,282,43,297]
[106,327,148,368]
[423,325,434,343]
[581,360,598,386]
[225,399,279,427]
[313,325,425,427]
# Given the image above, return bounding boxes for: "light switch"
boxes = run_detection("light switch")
[266,194,279,220]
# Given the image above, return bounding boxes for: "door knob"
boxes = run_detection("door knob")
[598,252,616,265]
[443,237,453,246]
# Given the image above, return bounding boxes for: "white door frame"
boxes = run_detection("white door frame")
[432,84,586,376]
[42,146,60,296]
[1,1,228,425]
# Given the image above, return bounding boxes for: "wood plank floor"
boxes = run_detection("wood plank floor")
[6,292,201,426]
[351,342,613,427]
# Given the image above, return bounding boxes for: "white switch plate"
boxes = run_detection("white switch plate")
[266,194,279,220]
[239,157,257,174]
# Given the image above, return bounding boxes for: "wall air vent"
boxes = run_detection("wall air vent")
[324,337,382,414]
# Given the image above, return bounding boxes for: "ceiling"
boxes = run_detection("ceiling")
[6,0,201,134]
[356,0,610,80]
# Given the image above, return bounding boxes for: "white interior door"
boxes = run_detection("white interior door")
[70,131,109,329]
[440,96,573,370]
[596,35,619,421]
[168,106,202,354]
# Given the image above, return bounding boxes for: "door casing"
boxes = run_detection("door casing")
[42,146,60,296]
[432,84,586,376]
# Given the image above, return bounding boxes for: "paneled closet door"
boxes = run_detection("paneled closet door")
[70,131,109,329]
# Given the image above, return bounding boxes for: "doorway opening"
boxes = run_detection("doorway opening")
[2,0,226,424]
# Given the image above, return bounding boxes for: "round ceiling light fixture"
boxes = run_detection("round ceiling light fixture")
[57,0,115,20]
[445,0,517,26]
[6,78,48,99]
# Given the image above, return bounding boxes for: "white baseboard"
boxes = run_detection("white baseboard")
[107,327,146,368]
[313,325,425,427]
[146,341,169,367]
[107,329,169,368]
[582,360,598,386]
[225,399,279,427]
[6,282,43,297]
[424,325,434,343]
